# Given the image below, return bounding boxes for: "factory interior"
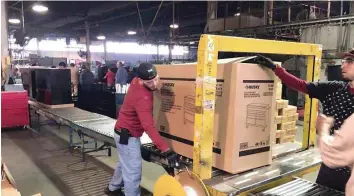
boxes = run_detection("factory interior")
[1,1,354,196]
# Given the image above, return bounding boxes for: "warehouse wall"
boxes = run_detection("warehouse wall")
[300,24,354,51]
[28,50,187,65]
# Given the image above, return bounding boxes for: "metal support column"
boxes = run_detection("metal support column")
[1,1,8,57]
[327,0,331,18]
[193,35,218,180]
[103,40,107,62]
[169,30,172,62]
[36,38,40,56]
[288,1,291,22]
[268,0,274,25]
[157,44,160,62]
[85,20,91,63]
[263,1,268,25]
[204,1,217,33]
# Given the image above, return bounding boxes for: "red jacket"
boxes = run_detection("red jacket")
[105,70,115,86]
[115,77,169,151]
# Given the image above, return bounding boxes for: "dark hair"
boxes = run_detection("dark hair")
[59,62,67,67]
[70,63,75,67]
[51,66,56,68]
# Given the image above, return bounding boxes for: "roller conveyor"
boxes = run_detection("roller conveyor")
[28,100,116,147]
[254,178,345,196]
[29,100,339,196]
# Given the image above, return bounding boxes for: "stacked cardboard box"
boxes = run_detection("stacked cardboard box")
[274,99,299,144]
[153,57,277,174]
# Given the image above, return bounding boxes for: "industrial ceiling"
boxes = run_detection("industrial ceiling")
[6,1,351,44]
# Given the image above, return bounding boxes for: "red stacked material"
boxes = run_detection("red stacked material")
[1,91,29,128]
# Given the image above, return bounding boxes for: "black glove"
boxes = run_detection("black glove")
[141,146,152,162]
[162,149,180,168]
[254,55,277,70]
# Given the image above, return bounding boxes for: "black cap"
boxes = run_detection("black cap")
[337,50,354,60]
[59,62,67,67]
[137,62,157,80]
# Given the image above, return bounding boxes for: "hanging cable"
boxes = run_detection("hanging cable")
[146,1,164,38]
[136,2,145,37]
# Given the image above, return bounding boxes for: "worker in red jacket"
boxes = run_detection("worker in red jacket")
[255,50,354,192]
[104,67,116,88]
[105,62,178,196]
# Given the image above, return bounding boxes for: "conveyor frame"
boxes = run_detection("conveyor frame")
[28,100,115,161]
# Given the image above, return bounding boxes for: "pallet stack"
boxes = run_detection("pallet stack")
[274,99,299,144]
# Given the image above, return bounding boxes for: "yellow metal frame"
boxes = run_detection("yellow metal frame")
[193,34,322,180]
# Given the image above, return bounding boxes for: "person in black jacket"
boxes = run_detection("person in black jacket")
[254,50,354,192]
[80,63,94,85]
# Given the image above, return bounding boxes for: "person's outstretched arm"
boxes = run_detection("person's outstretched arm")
[273,66,308,93]
[254,55,341,100]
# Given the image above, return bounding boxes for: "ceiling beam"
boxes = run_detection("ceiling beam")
[73,2,174,30]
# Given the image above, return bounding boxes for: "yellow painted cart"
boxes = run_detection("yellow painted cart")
[152,35,333,196]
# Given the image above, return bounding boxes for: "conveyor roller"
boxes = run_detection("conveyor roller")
[254,178,344,196]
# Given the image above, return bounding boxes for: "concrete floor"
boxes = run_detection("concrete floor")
[1,117,318,196]
[1,120,163,196]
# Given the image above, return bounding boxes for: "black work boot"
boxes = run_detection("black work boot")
[104,186,124,196]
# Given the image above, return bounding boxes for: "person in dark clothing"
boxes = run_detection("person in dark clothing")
[58,62,67,69]
[127,66,137,84]
[80,63,95,85]
[255,50,354,192]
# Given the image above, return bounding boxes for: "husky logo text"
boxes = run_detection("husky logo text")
[245,85,260,89]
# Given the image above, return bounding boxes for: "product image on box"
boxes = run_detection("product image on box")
[184,95,195,124]
[246,103,270,131]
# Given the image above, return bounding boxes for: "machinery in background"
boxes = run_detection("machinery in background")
[20,66,72,105]
[75,84,117,119]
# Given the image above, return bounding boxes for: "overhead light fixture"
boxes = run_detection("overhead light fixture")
[235,6,241,16]
[189,41,195,45]
[97,35,106,40]
[8,18,21,24]
[32,4,48,12]
[24,36,30,39]
[170,24,179,29]
[127,30,136,35]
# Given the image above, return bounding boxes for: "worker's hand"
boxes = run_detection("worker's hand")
[162,149,180,168]
[254,55,277,70]
[316,114,334,136]
[141,146,152,162]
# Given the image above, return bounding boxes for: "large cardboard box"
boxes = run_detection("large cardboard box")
[153,58,277,174]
